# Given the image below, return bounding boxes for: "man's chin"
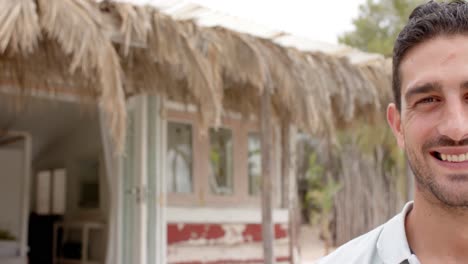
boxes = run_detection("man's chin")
[410,154,468,206]
[426,161,468,189]
[426,179,468,208]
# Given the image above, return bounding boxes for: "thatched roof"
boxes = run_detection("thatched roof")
[0,0,392,152]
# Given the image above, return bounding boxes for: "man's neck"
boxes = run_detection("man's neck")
[406,193,468,263]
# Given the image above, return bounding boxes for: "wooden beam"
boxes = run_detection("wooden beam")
[281,123,289,208]
[282,124,299,263]
[281,124,292,260]
[261,88,274,264]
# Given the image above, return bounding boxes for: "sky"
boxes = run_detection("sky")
[123,0,367,44]
[188,0,367,44]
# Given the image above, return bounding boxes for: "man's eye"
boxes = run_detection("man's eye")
[417,97,438,104]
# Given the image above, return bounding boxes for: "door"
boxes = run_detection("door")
[146,95,167,264]
[119,95,167,264]
[0,132,31,259]
[120,96,148,264]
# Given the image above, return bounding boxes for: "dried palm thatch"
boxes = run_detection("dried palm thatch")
[0,0,392,153]
[38,0,126,154]
[0,0,126,153]
[0,0,40,54]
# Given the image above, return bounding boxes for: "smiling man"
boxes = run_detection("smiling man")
[318,1,468,264]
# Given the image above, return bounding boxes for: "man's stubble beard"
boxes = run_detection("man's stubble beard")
[406,143,468,208]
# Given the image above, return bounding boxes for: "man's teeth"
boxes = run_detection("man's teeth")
[441,153,467,162]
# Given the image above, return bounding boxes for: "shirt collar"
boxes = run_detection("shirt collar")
[377,201,414,264]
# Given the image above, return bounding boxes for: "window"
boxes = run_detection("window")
[77,159,100,209]
[209,128,233,195]
[248,133,261,196]
[167,122,193,193]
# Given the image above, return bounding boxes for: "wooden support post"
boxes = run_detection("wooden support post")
[281,124,289,209]
[283,124,299,263]
[261,88,275,264]
[281,123,291,256]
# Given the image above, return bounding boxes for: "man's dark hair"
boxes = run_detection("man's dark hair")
[393,0,468,110]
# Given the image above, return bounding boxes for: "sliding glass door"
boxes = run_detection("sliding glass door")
[119,95,167,264]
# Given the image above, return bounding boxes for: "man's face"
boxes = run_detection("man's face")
[388,35,468,207]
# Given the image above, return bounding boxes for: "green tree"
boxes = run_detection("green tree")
[338,0,423,57]
[304,153,342,253]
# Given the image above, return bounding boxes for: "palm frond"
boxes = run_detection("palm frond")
[0,0,40,54]
[38,0,126,153]
[0,0,393,150]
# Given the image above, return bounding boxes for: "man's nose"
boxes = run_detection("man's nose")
[438,100,468,141]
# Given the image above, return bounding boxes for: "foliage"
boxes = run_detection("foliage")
[337,118,407,196]
[304,153,342,252]
[338,0,424,56]
[338,119,405,173]
[298,119,406,246]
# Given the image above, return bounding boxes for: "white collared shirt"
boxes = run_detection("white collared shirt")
[317,202,420,264]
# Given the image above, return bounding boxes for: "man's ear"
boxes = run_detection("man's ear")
[387,103,405,149]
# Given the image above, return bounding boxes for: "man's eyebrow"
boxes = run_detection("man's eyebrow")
[404,82,442,102]
[461,81,468,90]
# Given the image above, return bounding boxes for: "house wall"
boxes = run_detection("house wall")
[166,109,283,208]
[165,105,289,263]
[166,207,290,263]
[0,148,24,241]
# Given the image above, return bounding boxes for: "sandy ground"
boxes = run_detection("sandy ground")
[299,225,331,264]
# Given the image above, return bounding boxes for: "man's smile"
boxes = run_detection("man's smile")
[430,147,468,169]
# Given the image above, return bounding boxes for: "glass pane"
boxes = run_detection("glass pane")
[77,159,100,209]
[248,133,262,196]
[209,128,233,195]
[167,122,193,193]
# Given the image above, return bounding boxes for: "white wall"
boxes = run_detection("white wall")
[32,117,108,260]
[0,148,24,240]
[33,117,109,222]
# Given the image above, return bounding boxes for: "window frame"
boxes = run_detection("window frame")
[246,131,262,197]
[242,122,263,206]
[207,126,235,196]
[166,106,281,208]
[204,117,243,206]
[165,110,199,206]
[166,121,195,194]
